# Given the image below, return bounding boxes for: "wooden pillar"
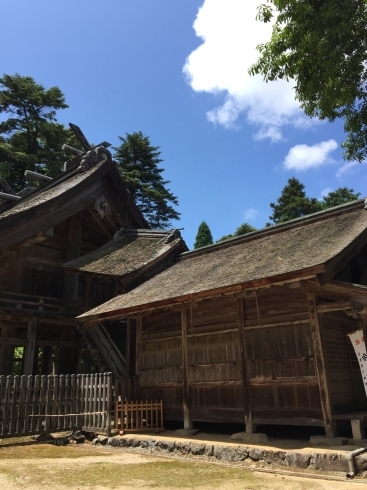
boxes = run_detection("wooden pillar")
[181,307,192,429]
[126,319,132,378]
[135,316,142,383]
[0,322,16,375]
[23,318,37,375]
[236,298,254,434]
[84,275,92,312]
[58,328,77,374]
[40,346,53,375]
[307,293,335,437]
[63,213,82,303]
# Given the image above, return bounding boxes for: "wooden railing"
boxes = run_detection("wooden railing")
[0,373,113,437]
[115,400,163,433]
[0,292,79,316]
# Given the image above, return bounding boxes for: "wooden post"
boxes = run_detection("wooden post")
[135,316,142,381]
[23,318,37,375]
[126,319,132,378]
[236,298,254,434]
[0,322,16,375]
[63,213,82,303]
[307,293,335,437]
[9,250,24,293]
[181,307,192,429]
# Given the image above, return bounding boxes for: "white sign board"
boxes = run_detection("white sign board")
[348,329,367,397]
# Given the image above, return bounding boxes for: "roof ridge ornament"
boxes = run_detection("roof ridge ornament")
[63,123,112,173]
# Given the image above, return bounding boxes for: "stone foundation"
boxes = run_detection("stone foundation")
[102,435,360,475]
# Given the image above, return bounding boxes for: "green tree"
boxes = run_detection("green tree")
[194,221,213,249]
[113,132,180,229]
[250,0,367,161]
[322,187,361,208]
[217,222,257,242]
[269,177,322,225]
[0,74,76,189]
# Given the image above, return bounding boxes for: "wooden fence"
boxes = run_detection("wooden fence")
[0,373,112,437]
[115,400,163,432]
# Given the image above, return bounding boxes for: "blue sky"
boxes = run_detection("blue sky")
[1,0,366,248]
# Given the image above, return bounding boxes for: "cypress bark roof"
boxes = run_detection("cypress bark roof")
[78,200,367,321]
[63,229,187,277]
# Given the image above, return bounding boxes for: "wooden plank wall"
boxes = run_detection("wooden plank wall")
[245,288,323,425]
[137,286,326,427]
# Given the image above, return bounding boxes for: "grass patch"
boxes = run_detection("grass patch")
[0,444,112,459]
[0,457,320,489]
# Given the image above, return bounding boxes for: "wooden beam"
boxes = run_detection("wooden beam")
[236,298,254,434]
[317,301,352,313]
[307,293,335,437]
[23,317,37,375]
[181,307,192,429]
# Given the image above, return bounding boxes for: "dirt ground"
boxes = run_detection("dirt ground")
[0,444,365,490]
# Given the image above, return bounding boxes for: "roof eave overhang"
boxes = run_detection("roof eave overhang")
[77,264,325,324]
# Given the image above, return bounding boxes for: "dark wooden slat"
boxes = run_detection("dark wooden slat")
[236,298,254,433]
[307,293,335,436]
[181,307,192,429]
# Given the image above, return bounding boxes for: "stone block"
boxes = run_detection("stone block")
[157,440,175,452]
[205,444,213,457]
[264,450,286,465]
[235,446,249,461]
[348,439,367,446]
[285,452,311,469]
[309,435,348,446]
[189,442,206,455]
[230,432,268,443]
[249,448,264,461]
[355,453,367,474]
[174,441,190,454]
[309,452,348,472]
[213,445,229,460]
[107,436,121,447]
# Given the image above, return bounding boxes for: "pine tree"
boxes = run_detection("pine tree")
[113,132,180,229]
[322,187,361,208]
[217,222,257,242]
[0,73,73,189]
[194,221,213,249]
[269,178,322,225]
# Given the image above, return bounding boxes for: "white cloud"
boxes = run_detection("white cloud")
[283,140,338,171]
[320,187,333,198]
[336,160,367,178]
[244,208,258,221]
[183,0,317,140]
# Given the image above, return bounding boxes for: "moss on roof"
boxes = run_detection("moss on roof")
[64,230,187,277]
[79,202,367,319]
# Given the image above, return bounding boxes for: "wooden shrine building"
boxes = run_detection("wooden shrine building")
[0,127,187,378]
[79,199,367,437]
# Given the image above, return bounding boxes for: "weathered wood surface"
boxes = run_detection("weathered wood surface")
[0,373,113,437]
[115,400,163,432]
[307,293,335,436]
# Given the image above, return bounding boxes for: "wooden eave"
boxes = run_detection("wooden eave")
[0,161,148,250]
[63,238,186,282]
[318,227,367,285]
[78,264,324,324]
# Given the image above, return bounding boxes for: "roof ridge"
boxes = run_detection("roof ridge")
[182,197,366,260]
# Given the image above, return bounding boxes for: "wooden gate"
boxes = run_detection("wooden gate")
[0,373,112,437]
[115,400,163,432]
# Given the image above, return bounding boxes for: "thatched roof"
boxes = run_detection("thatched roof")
[0,160,147,250]
[78,200,367,321]
[63,229,188,277]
